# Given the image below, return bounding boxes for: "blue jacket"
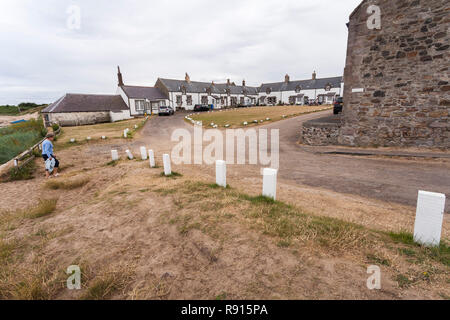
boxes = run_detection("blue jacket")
[42,139,54,158]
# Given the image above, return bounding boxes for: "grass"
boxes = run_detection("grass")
[160,171,183,178]
[24,199,58,219]
[0,118,47,165]
[4,160,36,182]
[81,265,134,300]
[45,177,90,190]
[153,180,450,268]
[56,118,146,145]
[0,104,46,116]
[188,105,332,128]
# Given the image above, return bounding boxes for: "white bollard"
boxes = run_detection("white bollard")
[111,150,119,161]
[148,150,156,168]
[216,160,227,188]
[126,150,134,160]
[262,168,278,200]
[413,191,446,247]
[140,146,148,160]
[163,154,171,176]
[123,129,128,138]
[102,136,106,140]
[14,159,18,167]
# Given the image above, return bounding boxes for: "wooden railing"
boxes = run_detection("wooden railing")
[12,127,61,170]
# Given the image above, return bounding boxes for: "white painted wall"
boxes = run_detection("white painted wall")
[110,110,132,122]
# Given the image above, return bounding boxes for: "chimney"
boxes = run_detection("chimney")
[117,66,124,86]
[285,74,290,83]
[185,72,191,83]
[312,71,317,80]
[242,79,246,87]
[227,79,231,86]
[211,81,215,86]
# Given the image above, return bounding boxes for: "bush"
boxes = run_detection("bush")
[5,161,36,182]
[51,123,60,132]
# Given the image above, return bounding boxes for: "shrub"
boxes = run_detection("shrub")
[45,177,90,190]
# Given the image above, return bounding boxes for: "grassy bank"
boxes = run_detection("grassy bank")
[188,105,332,128]
[0,119,47,164]
[0,103,47,116]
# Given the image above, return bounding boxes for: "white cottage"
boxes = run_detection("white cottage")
[116,67,170,115]
[259,72,344,106]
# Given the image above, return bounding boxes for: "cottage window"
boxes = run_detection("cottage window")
[187,95,192,106]
[176,95,182,104]
[240,97,245,105]
[135,100,145,111]
[201,96,208,104]
[289,96,296,105]
[267,97,277,105]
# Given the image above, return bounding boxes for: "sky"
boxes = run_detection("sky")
[0,0,362,105]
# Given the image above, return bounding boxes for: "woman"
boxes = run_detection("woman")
[42,133,60,178]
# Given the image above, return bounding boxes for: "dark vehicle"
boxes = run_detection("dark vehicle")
[194,104,210,112]
[158,106,174,116]
[333,97,344,115]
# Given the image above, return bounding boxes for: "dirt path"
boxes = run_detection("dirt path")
[0,112,39,127]
[134,111,450,213]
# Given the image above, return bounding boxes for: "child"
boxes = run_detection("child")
[42,133,60,178]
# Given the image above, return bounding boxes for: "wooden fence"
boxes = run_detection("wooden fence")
[12,127,61,170]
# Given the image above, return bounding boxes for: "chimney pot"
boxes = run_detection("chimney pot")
[312,71,317,80]
[185,73,191,83]
[117,66,124,86]
[285,74,290,83]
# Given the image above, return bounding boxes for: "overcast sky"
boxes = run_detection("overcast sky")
[0,0,362,105]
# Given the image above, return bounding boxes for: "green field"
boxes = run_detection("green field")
[0,119,47,165]
[0,103,47,116]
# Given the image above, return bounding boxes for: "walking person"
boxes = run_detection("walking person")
[42,133,60,178]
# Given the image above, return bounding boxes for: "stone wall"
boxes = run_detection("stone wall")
[45,112,111,127]
[300,118,341,146]
[340,0,449,148]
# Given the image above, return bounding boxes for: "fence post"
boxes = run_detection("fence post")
[163,154,171,176]
[126,150,134,160]
[216,160,227,188]
[149,150,156,168]
[262,168,278,200]
[111,150,119,161]
[413,190,445,247]
[140,147,148,160]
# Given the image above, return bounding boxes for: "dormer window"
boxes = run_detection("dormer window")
[266,88,272,95]
[295,85,302,93]
[181,85,187,95]
[325,83,332,91]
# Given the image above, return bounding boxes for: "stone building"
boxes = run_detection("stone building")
[42,93,131,127]
[339,0,449,148]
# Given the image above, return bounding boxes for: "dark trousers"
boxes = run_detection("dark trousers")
[42,154,60,169]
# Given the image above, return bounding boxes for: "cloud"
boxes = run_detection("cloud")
[0,0,362,104]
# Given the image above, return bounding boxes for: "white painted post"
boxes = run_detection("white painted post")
[126,150,134,160]
[262,168,278,200]
[216,160,227,188]
[140,146,148,160]
[163,154,171,176]
[123,129,129,138]
[148,150,156,168]
[111,150,119,161]
[413,191,446,247]
[14,159,18,167]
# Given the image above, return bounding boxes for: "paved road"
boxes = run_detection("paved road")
[138,111,450,212]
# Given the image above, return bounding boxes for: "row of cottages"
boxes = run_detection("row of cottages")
[259,72,344,106]
[155,73,259,110]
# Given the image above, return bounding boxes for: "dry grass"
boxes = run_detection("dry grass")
[56,118,145,145]
[45,177,90,190]
[24,199,58,219]
[80,264,135,300]
[189,105,332,128]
